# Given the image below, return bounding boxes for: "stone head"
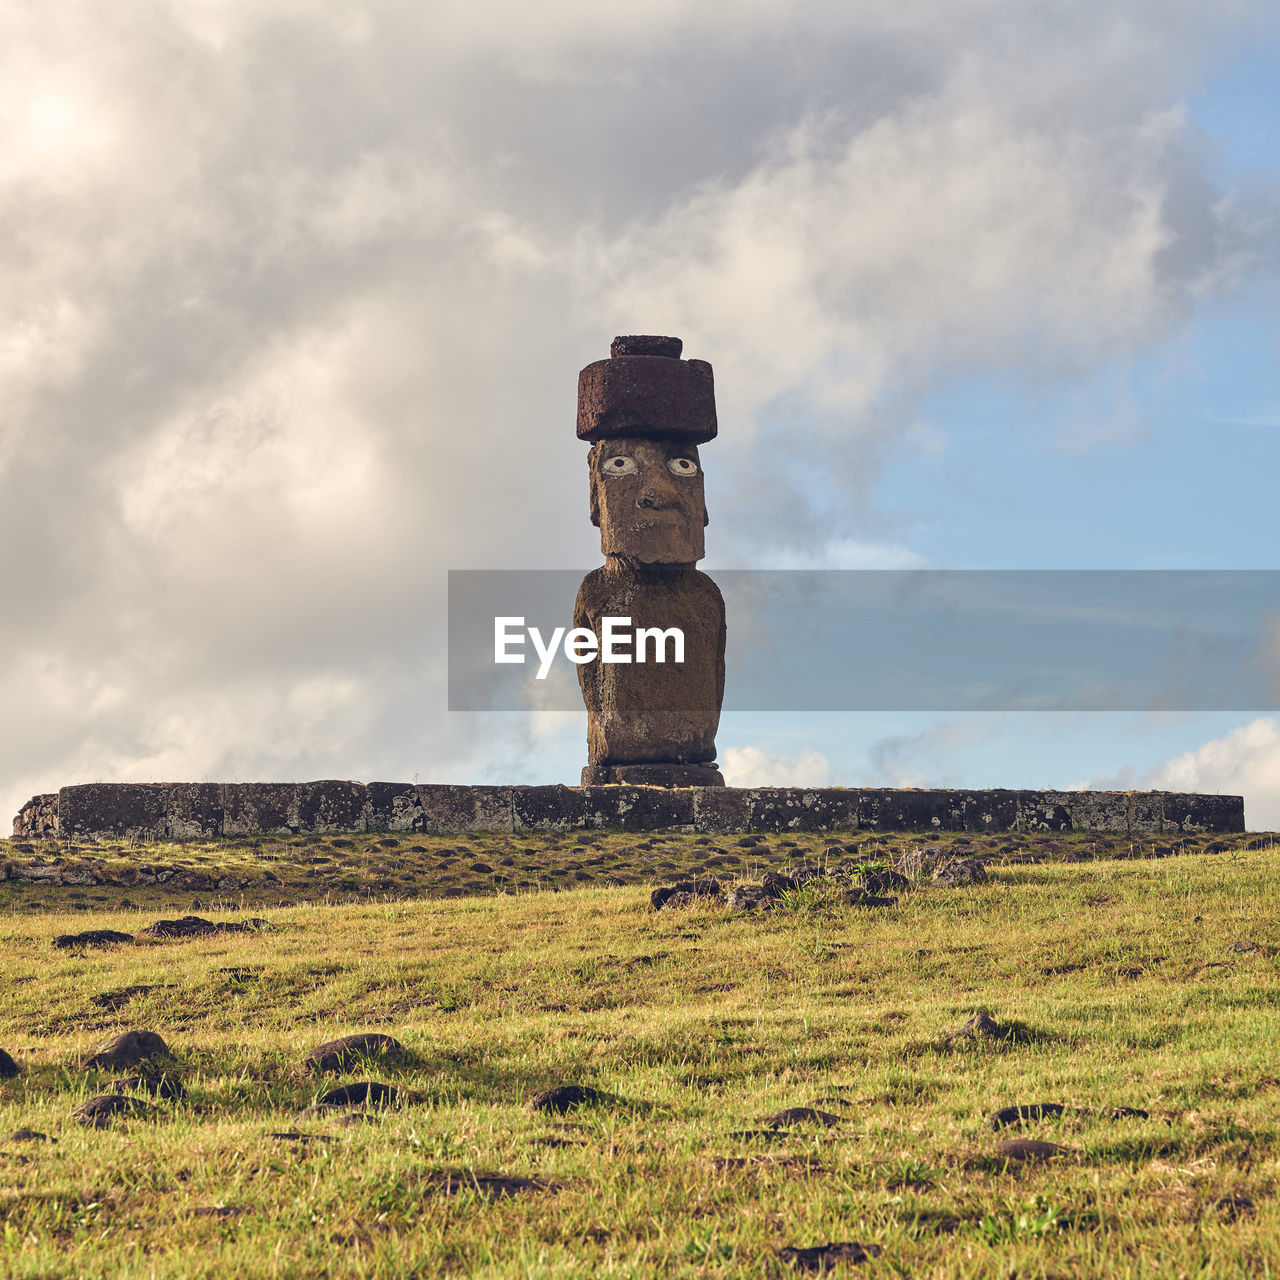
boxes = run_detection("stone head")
[577,334,716,565]
[589,436,707,563]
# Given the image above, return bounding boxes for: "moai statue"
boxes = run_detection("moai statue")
[575,335,726,786]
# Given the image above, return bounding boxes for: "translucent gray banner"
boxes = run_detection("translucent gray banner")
[448,570,1280,711]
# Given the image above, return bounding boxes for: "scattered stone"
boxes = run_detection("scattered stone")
[266,1131,334,1142]
[895,847,950,878]
[303,1033,407,1073]
[725,884,773,913]
[1227,940,1262,954]
[85,1030,172,1070]
[424,1169,552,1198]
[113,1074,184,1100]
[778,1241,882,1271]
[138,915,269,939]
[727,1129,791,1142]
[333,1110,381,1127]
[650,878,721,911]
[857,868,909,895]
[1107,1106,1150,1120]
[993,1138,1069,1163]
[989,1103,1066,1130]
[190,1205,249,1219]
[318,1081,398,1109]
[932,858,989,887]
[529,1084,606,1114]
[74,1093,155,1128]
[762,1107,842,1129]
[943,1009,1026,1047]
[0,1049,18,1079]
[7,1130,51,1142]
[52,929,133,950]
[710,1154,825,1173]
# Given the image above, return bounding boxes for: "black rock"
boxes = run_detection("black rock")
[993,1138,1069,1163]
[761,1107,842,1129]
[650,879,721,911]
[52,929,133,950]
[858,868,909,895]
[989,1102,1066,1129]
[7,1130,51,1142]
[0,1048,18,1079]
[778,1241,882,1270]
[303,1033,407,1073]
[85,1030,171,1069]
[318,1081,398,1108]
[74,1093,154,1128]
[529,1084,606,1114]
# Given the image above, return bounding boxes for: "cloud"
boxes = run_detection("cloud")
[721,746,834,789]
[0,1,1276,823]
[1138,717,1280,831]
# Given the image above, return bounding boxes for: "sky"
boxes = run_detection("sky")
[2,0,1278,828]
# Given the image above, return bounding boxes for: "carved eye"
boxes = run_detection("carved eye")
[668,457,699,477]
[602,454,637,476]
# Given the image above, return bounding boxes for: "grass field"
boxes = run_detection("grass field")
[1,830,1277,1278]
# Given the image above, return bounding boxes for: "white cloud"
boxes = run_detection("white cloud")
[721,746,834,789]
[1141,717,1280,831]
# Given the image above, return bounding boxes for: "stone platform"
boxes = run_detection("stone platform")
[10,782,1244,842]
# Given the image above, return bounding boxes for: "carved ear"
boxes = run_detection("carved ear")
[589,449,600,527]
[703,503,709,528]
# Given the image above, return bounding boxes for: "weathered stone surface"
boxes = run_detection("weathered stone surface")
[778,1241,881,1270]
[895,847,951,878]
[576,562,724,770]
[12,782,1245,840]
[1165,793,1245,833]
[303,1033,407,1074]
[74,1093,155,1128]
[580,786,696,832]
[761,1107,842,1129]
[221,783,297,837]
[60,783,168,841]
[610,335,684,359]
[993,1138,1070,1163]
[989,1103,1066,1130]
[529,1084,606,1114]
[138,915,268,939]
[577,346,716,444]
[944,1010,1006,1047]
[585,763,725,787]
[725,883,772,912]
[53,929,133,950]
[166,784,223,840]
[85,1030,171,1070]
[692,787,752,834]
[12,793,58,839]
[417,785,513,834]
[366,782,424,832]
[932,857,989,887]
[0,1048,18,1078]
[295,781,368,834]
[318,1081,398,1108]
[514,785,590,833]
[650,878,721,910]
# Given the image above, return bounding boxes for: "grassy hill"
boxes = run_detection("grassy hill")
[0,831,1277,1277]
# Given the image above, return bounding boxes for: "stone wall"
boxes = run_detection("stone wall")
[10,781,1246,841]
